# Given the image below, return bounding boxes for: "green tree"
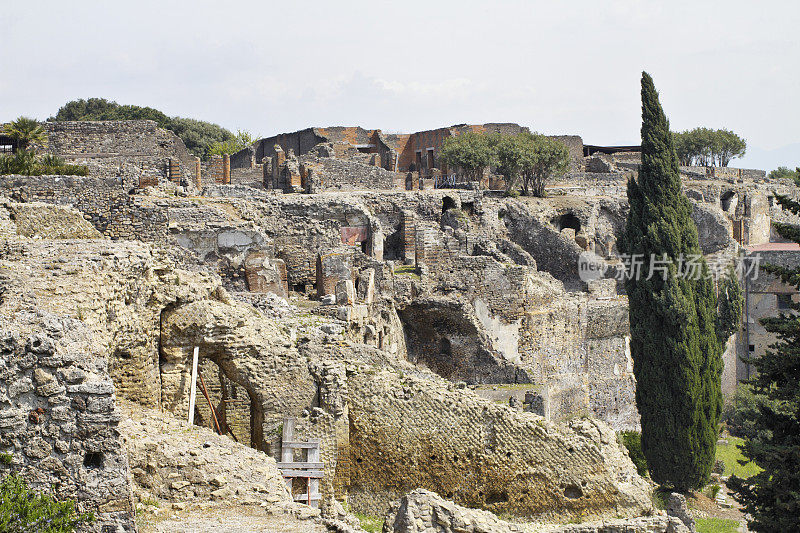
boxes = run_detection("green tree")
[729,194,800,532]
[495,131,569,197]
[439,131,495,181]
[712,129,746,167]
[716,267,744,343]
[767,166,800,186]
[207,130,256,156]
[0,473,94,532]
[619,72,723,491]
[671,128,746,167]
[3,117,47,152]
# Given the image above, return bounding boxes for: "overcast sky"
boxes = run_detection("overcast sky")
[2,1,798,170]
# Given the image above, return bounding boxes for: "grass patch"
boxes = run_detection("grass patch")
[475,383,540,391]
[696,517,740,533]
[716,436,761,479]
[353,511,383,533]
[652,488,670,510]
[393,265,420,279]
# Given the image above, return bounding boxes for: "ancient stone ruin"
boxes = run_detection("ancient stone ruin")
[0,119,794,531]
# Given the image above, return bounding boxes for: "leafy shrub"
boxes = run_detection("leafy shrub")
[0,152,88,176]
[695,517,740,533]
[0,474,94,532]
[619,431,648,477]
[353,511,382,533]
[767,166,800,185]
[721,384,771,440]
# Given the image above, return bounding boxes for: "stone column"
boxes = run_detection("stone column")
[194,157,202,189]
[222,154,231,185]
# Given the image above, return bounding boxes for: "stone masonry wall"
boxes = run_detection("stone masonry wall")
[301,155,402,192]
[346,367,651,520]
[44,120,195,181]
[0,312,135,532]
[0,175,168,241]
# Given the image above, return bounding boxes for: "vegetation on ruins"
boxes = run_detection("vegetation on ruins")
[672,128,746,167]
[619,431,648,477]
[50,98,235,160]
[0,151,88,176]
[716,268,744,343]
[439,131,495,181]
[767,165,800,185]
[1,117,88,176]
[729,193,800,532]
[3,116,47,151]
[0,473,95,532]
[493,131,569,197]
[207,130,257,156]
[620,72,723,491]
[439,130,569,197]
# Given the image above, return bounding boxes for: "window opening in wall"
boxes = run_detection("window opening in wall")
[777,293,793,310]
[553,213,581,233]
[415,151,422,172]
[721,191,736,212]
[427,149,435,170]
[84,452,104,468]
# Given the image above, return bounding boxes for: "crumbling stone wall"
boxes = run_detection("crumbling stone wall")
[345,367,651,520]
[0,234,218,410]
[43,120,195,180]
[384,489,687,533]
[0,312,135,532]
[301,155,402,192]
[0,175,169,241]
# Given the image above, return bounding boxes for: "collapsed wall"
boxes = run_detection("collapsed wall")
[384,489,688,533]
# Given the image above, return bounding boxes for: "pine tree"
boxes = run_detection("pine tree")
[729,194,800,532]
[619,72,723,490]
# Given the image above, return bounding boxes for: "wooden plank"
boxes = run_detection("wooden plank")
[277,462,323,469]
[308,438,320,509]
[281,418,295,464]
[187,347,199,424]
[293,493,322,501]
[279,470,324,478]
[282,441,320,449]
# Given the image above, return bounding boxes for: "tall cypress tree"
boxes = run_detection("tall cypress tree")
[729,195,800,532]
[620,72,722,490]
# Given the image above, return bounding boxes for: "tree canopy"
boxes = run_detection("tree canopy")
[494,131,569,197]
[620,72,723,491]
[439,131,495,181]
[207,130,257,156]
[49,98,236,159]
[767,166,800,186]
[3,117,47,151]
[439,130,569,197]
[672,127,746,167]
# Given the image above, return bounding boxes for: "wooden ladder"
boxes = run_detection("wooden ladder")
[277,417,323,508]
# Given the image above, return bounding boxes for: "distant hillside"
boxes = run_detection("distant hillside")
[49,98,234,159]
